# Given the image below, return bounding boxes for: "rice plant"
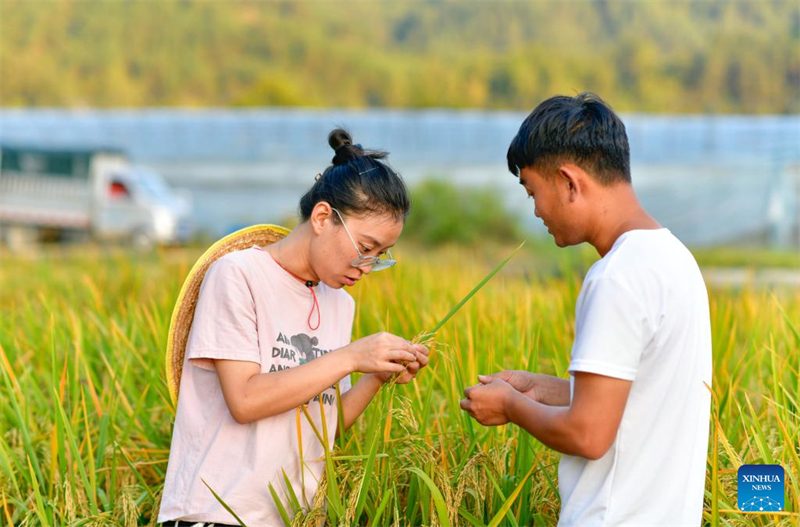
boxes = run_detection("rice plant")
[0,244,797,525]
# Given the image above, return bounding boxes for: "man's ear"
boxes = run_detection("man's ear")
[310,201,333,235]
[558,164,584,202]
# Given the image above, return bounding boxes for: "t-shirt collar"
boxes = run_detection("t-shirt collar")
[252,245,317,295]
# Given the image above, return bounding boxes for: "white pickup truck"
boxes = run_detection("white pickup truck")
[0,144,193,249]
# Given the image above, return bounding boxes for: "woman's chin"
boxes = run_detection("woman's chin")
[320,277,347,289]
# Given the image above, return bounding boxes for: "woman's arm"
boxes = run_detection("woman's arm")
[215,332,415,424]
[337,373,384,431]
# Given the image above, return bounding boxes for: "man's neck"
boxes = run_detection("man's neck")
[588,186,661,257]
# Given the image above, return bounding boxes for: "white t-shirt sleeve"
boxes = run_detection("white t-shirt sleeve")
[569,276,651,381]
[186,258,261,371]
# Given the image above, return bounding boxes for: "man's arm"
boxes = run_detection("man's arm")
[462,372,631,460]
[481,370,571,406]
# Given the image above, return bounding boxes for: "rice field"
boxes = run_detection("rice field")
[0,243,798,526]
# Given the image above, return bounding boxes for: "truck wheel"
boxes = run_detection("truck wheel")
[130,228,156,252]
[1,224,39,253]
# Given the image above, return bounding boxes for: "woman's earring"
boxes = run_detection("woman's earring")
[315,173,322,181]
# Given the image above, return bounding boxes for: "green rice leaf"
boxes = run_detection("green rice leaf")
[268,482,292,527]
[428,241,525,335]
[408,467,451,527]
[371,488,392,526]
[281,468,302,514]
[202,477,248,527]
[458,507,487,527]
[486,470,519,527]
[27,456,50,526]
[353,416,382,521]
[487,462,538,527]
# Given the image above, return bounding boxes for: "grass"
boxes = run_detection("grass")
[0,242,798,526]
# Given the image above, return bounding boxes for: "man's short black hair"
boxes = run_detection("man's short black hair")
[507,92,631,184]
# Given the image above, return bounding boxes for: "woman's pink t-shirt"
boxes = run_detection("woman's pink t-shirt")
[158,246,355,526]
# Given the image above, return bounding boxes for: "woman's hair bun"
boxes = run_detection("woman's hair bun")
[329,128,365,165]
[299,126,410,222]
[328,128,351,151]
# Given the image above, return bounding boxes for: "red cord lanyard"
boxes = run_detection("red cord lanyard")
[275,260,320,331]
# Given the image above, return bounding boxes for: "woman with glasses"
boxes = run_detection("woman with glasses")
[158,129,429,527]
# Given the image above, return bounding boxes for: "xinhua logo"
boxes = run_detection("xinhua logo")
[737,464,784,511]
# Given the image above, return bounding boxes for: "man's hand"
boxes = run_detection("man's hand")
[479,370,570,407]
[461,371,631,459]
[479,370,538,398]
[459,376,518,426]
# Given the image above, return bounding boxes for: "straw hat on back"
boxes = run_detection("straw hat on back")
[165,224,290,405]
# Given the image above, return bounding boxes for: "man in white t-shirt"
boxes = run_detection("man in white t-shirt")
[460,93,712,526]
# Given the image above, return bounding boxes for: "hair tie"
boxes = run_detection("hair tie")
[335,143,362,153]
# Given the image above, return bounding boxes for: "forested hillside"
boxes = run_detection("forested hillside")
[1,1,798,112]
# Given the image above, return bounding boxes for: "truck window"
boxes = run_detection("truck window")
[1,148,91,179]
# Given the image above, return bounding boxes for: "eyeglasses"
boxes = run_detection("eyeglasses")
[331,208,396,272]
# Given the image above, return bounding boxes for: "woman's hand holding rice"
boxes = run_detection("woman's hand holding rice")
[343,332,417,375]
[375,342,429,384]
